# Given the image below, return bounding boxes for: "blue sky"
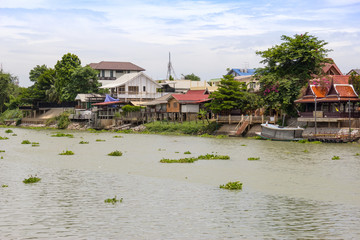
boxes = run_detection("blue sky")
[1,0,360,86]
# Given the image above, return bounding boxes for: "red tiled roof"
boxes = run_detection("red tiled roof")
[335,85,358,98]
[332,75,349,84]
[89,61,145,71]
[321,59,342,75]
[186,90,207,95]
[172,93,210,103]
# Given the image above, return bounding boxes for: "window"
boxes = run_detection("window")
[128,86,139,94]
[110,70,114,78]
[116,70,123,73]
[101,70,105,77]
[118,86,125,94]
[143,86,146,92]
[127,70,130,73]
[173,102,178,108]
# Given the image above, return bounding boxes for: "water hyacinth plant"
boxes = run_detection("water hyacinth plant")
[104,196,123,204]
[5,129,13,133]
[160,154,230,163]
[23,175,41,184]
[0,136,9,140]
[21,140,31,144]
[108,150,123,156]
[2,184,8,188]
[59,150,75,155]
[31,142,40,147]
[332,156,340,160]
[248,157,260,161]
[219,181,243,190]
[184,151,191,154]
[113,135,123,138]
[51,133,74,138]
[0,150,5,152]
[96,139,106,142]
[160,157,198,163]
[79,141,89,144]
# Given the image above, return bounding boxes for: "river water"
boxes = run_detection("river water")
[0,128,360,239]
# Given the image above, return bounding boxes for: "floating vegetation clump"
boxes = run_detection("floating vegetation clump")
[158,148,166,151]
[79,141,89,144]
[197,154,230,160]
[175,151,179,153]
[355,153,360,156]
[247,157,260,161]
[12,134,17,136]
[0,136,9,140]
[303,150,309,153]
[5,129,13,133]
[104,196,123,204]
[298,139,322,144]
[220,181,243,190]
[160,157,198,163]
[59,150,74,155]
[23,175,41,184]
[21,140,31,144]
[1,156,3,159]
[216,135,228,139]
[2,184,8,188]
[51,133,74,138]
[332,156,340,160]
[96,139,106,142]
[241,144,247,146]
[184,151,191,154]
[31,142,40,147]
[113,135,123,138]
[108,150,123,156]
[0,150,4,152]
[160,154,230,163]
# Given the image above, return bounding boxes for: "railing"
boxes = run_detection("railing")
[99,77,116,80]
[300,111,360,118]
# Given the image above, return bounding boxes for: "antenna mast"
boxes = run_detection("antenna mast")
[166,52,178,80]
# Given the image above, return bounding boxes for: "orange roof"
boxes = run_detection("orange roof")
[335,85,357,97]
[332,75,349,84]
[311,86,327,98]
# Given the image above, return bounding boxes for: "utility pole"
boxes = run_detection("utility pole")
[166,52,178,80]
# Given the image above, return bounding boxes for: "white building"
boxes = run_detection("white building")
[100,72,164,102]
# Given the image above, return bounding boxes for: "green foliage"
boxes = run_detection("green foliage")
[248,157,260,161]
[160,154,230,163]
[79,141,89,144]
[144,121,217,135]
[59,150,74,155]
[51,132,74,138]
[121,105,143,115]
[205,74,262,114]
[332,156,340,160]
[113,135,123,138]
[303,149,309,153]
[108,150,123,156]
[349,72,360,95]
[21,140,31,144]
[256,33,331,115]
[0,70,13,112]
[0,109,23,124]
[297,139,322,144]
[184,151,191,154]
[96,139,106,142]
[220,181,243,190]
[0,150,5,152]
[241,144,246,146]
[23,175,41,184]
[2,184,8,188]
[5,129,13,133]
[57,112,71,129]
[31,142,40,147]
[0,136,9,140]
[183,73,200,81]
[104,196,123,204]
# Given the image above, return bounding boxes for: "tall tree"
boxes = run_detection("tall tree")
[256,33,331,115]
[205,74,261,114]
[349,72,360,96]
[0,70,12,112]
[54,53,81,102]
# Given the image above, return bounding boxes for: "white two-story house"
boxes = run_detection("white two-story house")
[100,72,164,102]
[89,61,145,86]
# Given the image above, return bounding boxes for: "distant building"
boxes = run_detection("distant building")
[89,61,145,86]
[226,68,259,91]
[347,69,360,75]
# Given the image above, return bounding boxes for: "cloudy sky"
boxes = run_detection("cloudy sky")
[1,0,360,86]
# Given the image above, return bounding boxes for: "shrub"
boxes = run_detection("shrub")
[121,105,143,115]
[108,150,123,156]
[57,112,71,129]
[59,150,74,155]
[219,181,243,190]
[21,140,31,144]
[23,175,41,184]
[104,196,123,204]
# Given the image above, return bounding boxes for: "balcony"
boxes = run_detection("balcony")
[99,77,116,80]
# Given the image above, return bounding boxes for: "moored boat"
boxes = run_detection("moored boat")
[256,123,304,141]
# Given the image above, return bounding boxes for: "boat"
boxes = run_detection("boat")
[256,123,304,141]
